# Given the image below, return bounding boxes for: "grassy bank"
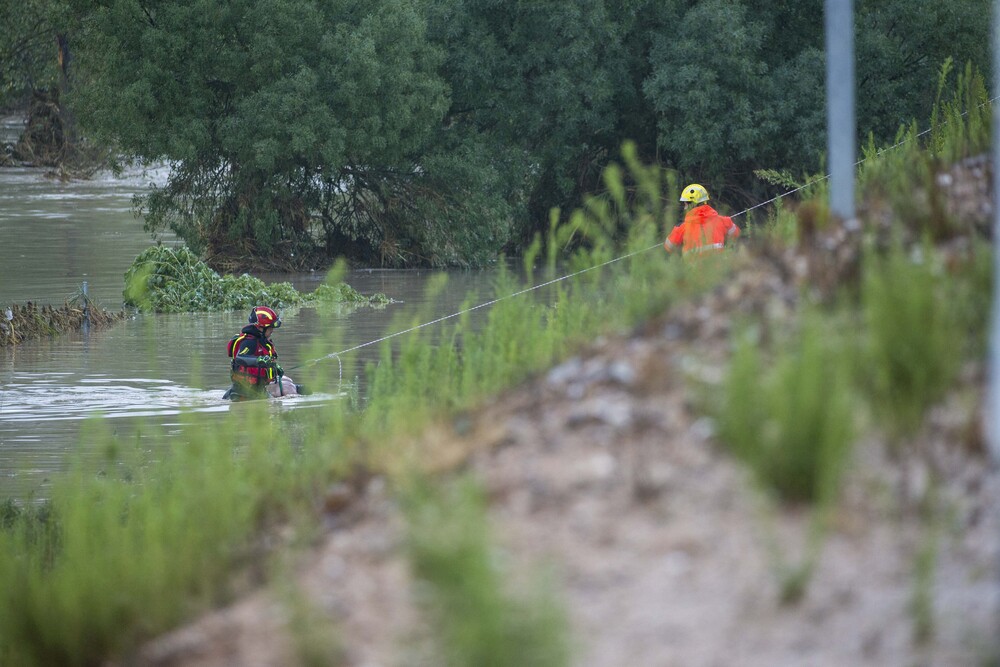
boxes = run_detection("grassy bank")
[0,70,993,665]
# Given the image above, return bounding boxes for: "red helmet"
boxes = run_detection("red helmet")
[249,306,281,329]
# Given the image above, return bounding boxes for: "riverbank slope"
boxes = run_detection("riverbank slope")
[130,161,1000,666]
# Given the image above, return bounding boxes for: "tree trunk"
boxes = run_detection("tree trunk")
[56,32,76,146]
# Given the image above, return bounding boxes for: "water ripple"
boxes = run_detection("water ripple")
[0,377,227,421]
[0,374,337,425]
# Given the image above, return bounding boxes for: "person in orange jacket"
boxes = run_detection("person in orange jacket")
[664,183,740,255]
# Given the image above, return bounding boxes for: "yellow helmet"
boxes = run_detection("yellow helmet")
[680,183,710,203]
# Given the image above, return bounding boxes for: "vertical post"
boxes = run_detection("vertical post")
[825,0,856,221]
[988,0,1000,464]
[81,281,90,334]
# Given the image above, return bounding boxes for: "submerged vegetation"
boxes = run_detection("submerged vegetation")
[123,246,390,313]
[0,292,124,347]
[0,71,995,664]
[0,247,390,348]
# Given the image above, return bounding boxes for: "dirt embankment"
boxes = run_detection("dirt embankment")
[133,325,1000,667]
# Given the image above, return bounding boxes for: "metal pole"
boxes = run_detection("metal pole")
[987,0,1000,464]
[825,0,856,221]
[82,281,90,334]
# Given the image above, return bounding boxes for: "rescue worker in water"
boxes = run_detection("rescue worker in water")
[664,183,740,255]
[224,306,304,400]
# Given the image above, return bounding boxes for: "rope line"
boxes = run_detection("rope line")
[293,95,997,373]
[735,94,999,219]
[293,245,654,371]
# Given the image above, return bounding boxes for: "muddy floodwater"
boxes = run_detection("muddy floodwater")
[0,118,508,499]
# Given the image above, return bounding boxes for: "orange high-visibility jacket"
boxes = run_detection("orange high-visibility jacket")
[664,204,740,254]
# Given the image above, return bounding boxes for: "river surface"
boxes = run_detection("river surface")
[0,118,511,499]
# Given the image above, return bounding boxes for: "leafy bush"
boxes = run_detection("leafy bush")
[123,246,298,313]
[123,246,387,313]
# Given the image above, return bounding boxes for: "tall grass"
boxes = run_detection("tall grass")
[0,400,365,664]
[0,419,256,665]
[927,59,991,164]
[711,305,856,603]
[717,313,855,505]
[359,163,703,446]
[402,477,569,667]
[860,241,964,439]
[857,60,991,241]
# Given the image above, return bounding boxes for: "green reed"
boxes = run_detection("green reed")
[860,240,964,440]
[402,477,570,667]
[718,312,855,505]
[857,60,991,242]
[0,418,255,665]
[928,59,991,164]
[0,396,364,665]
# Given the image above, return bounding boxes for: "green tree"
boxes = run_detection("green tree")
[0,0,62,108]
[426,0,642,243]
[66,0,993,265]
[643,0,774,181]
[74,0,514,269]
[854,0,992,142]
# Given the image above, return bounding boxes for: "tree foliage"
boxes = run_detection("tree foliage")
[426,0,642,239]
[75,0,508,269]
[428,0,991,230]
[9,0,994,266]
